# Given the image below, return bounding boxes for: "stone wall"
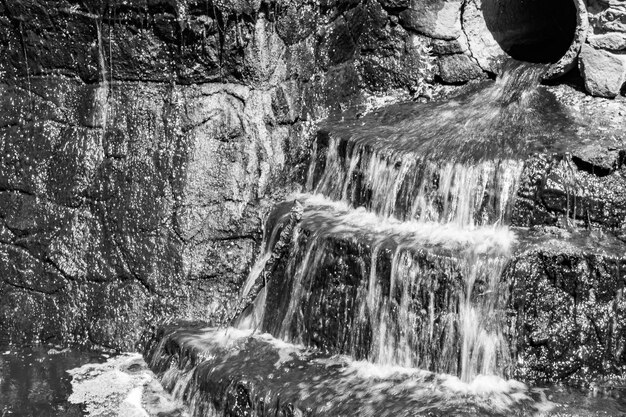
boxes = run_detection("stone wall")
[0,0,438,349]
[580,0,626,97]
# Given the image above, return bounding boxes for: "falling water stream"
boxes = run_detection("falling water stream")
[237,61,552,382]
[143,60,626,416]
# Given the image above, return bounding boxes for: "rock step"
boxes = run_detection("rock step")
[143,323,541,417]
[251,197,626,383]
[256,195,515,378]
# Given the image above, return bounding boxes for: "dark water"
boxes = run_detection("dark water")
[0,347,106,416]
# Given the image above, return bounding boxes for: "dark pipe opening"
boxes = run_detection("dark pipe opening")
[482,0,578,63]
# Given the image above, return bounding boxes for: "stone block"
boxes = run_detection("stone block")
[399,0,462,40]
[579,44,626,98]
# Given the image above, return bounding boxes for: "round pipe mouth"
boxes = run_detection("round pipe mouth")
[544,0,589,80]
[463,0,589,79]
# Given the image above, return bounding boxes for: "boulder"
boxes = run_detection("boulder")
[579,44,626,98]
[508,230,626,383]
[399,0,463,40]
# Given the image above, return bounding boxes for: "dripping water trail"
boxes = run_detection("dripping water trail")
[95,20,110,131]
[233,203,302,331]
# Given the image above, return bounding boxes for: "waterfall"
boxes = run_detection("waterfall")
[146,59,563,416]
[239,60,551,381]
[310,142,525,226]
[258,195,516,381]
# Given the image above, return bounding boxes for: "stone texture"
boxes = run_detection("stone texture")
[0,79,279,348]
[461,0,509,74]
[508,230,626,383]
[589,0,626,34]
[0,0,436,349]
[579,44,626,98]
[378,0,410,9]
[399,0,462,40]
[1,0,625,355]
[512,152,626,230]
[430,38,468,55]
[437,54,483,83]
[588,32,626,51]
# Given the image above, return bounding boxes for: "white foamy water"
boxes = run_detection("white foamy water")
[293,193,517,255]
[155,327,548,416]
[307,61,552,228]
[236,194,516,380]
[310,139,525,227]
[230,61,547,389]
[68,353,188,417]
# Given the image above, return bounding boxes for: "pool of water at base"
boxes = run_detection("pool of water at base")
[1,346,625,416]
[0,346,106,416]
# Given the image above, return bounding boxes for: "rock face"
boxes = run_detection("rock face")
[512,152,626,230]
[582,0,626,96]
[0,0,436,349]
[399,0,463,40]
[507,230,626,383]
[437,53,484,83]
[588,33,626,51]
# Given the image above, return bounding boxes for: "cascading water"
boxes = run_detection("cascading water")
[254,195,516,381]
[145,60,613,415]
[239,61,553,382]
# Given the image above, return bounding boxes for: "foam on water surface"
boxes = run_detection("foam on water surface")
[147,326,547,416]
[293,192,517,255]
[68,353,188,417]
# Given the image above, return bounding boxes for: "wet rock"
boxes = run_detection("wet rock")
[399,0,463,40]
[378,0,411,9]
[0,79,279,348]
[437,54,483,83]
[508,229,626,384]
[0,0,437,348]
[144,324,538,417]
[512,152,626,231]
[579,44,626,98]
